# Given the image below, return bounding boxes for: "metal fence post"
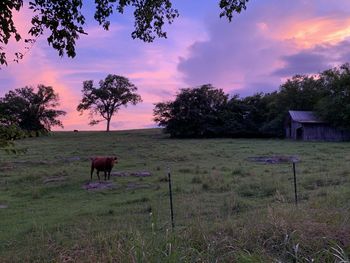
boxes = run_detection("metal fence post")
[167,167,175,229]
[293,162,298,206]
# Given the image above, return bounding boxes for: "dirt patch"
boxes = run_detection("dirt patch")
[0,204,8,209]
[247,155,300,164]
[111,171,151,177]
[82,181,116,191]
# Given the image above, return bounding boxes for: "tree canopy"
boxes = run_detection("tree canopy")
[0,85,66,134]
[77,74,142,132]
[316,63,350,130]
[154,84,228,137]
[0,0,249,66]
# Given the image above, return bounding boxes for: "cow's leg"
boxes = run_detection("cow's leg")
[97,171,101,181]
[90,166,94,181]
[108,170,111,180]
[104,171,107,181]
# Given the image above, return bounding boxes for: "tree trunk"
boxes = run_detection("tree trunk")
[106,118,111,132]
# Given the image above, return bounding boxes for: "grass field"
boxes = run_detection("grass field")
[1,129,350,262]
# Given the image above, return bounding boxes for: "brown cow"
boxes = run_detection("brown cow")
[90,156,118,181]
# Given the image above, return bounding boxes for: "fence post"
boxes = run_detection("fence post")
[167,167,175,229]
[293,162,298,206]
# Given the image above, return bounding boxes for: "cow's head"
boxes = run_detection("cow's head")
[111,156,118,164]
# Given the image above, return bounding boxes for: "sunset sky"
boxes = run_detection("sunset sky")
[2,0,350,131]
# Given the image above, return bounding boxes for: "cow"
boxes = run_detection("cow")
[90,156,118,181]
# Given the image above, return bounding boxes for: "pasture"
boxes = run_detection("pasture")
[0,129,350,262]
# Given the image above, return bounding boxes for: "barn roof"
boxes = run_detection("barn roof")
[288,110,325,123]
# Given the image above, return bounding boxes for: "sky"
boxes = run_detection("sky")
[2,0,350,131]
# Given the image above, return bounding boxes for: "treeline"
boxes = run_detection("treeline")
[2,65,350,143]
[154,63,350,138]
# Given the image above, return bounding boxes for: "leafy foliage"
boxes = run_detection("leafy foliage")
[0,124,27,153]
[0,0,23,65]
[219,0,249,21]
[0,85,66,133]
[77,74,142,131]
[0,0,249,66]
[154,84,228,137]
[316,63,350,130]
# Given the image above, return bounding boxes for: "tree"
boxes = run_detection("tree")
[77,74,142,132]
[154,84,228,137]
[315,63,350,130]
[217,94,250,137]
[0,0,249,66]
[0,85,66,134]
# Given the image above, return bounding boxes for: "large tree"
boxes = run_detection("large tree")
[0,0,249,66]
[0,85,66,134]
[154,84,228,137]
[77,74,142,132]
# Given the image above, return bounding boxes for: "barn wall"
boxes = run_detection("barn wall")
[290,121,302,139]
[303,123,350,141]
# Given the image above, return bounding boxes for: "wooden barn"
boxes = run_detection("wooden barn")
[285,110,350,141]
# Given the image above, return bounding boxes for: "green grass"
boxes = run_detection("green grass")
[1,129,350,262]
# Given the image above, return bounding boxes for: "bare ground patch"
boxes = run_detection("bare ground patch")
[247,155,300,164]
[82,181,117,191]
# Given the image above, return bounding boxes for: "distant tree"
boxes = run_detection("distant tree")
[0,85,66,134]
[0,0,249,66]
[77,74,142,132]
[315,63,350,130]
[154,84,228,137]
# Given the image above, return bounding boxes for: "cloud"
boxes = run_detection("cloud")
[273,51,330,77]
[177,0,350,96]
[274,39,350,77]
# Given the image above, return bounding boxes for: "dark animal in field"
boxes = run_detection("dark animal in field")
[90,156,118,181]
[74,129,79,132]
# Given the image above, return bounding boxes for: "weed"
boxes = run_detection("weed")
[232,168,244,176]
[178,168,192,174]
[191,176,202,184]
